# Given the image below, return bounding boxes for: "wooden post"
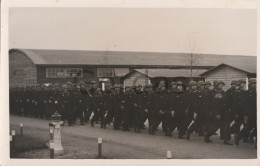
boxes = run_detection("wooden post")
[98,137,102,158]
[20,123,23,136]
[50,142,54,159]
[167,150,172,159]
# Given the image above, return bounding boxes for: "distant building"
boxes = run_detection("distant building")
[200,63,256,90]
[122,69,207,90]
[9,49,256,89]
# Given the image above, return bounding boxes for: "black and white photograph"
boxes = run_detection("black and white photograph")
[0,0,259,165]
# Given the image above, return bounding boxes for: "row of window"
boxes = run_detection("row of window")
[46,68,128,78]
[46,68,83,78]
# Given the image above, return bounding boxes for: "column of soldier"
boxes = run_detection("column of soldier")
[10,78,256,147]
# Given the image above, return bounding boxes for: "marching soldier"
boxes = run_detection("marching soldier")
[154,81,168,134]
[204,80,233,145]
[166,81,187,137]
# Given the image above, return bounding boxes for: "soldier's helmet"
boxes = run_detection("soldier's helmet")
[205,81,211,86]
[79,81,85,85]
[91,81,96,85]
[249,78,256,84]
[238,79,246,85]
[231,80,238,85]
[216,80,225,86]
[67,82,73,87]
[176,81,183,85]
[197,80,205,87]
[171,81,177,86]
[188,80,197,87]
[61,84,68,89]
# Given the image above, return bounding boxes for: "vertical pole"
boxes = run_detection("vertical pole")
[50,127,54,140]
[50,142,54,159]
[246,77,249,90]
[20,123,23,136]
[167,150,172,159]
[10,135,13,157]
[98,137,102,158]
[11,130,16,148]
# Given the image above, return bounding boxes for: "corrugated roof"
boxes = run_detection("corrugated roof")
[130,69,208,78]
[10,49,256,73]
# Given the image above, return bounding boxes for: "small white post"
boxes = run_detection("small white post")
[98,137,102,158]
[167,150,172,159]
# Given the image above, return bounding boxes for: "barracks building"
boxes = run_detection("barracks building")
[9,49,256,90]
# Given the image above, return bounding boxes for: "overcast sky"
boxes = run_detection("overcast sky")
[9,8,256,56]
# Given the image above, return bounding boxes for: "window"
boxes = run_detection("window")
[97,68,115,77]
[46,68,82,78]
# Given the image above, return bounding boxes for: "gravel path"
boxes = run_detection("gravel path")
[10,115,257,159]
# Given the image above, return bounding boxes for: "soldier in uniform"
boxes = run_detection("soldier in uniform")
[246,78,257,147]
[166,81,187,137]
[154,81,168,134]
[132,84,144,133]
[103,83,114,128]
[204,80,233,145]
[186,80,207,140]
[234,79,256,145]
[122,85,133,131]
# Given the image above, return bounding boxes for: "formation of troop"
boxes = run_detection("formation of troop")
[10,78,257,147]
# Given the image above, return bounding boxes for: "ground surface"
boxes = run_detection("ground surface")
[9,115,257,159]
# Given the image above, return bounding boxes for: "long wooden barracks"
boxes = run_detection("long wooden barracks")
[9,49,256,90]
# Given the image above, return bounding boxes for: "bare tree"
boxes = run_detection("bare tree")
[183,39,202,80]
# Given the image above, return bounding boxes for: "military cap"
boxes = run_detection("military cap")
[238,79,246,85]
[176,81,183,85]
[188,80,197,86]
[249,78,256,84]
[231,80,238,85]
[216,80,225,86]
[205,81,211,86]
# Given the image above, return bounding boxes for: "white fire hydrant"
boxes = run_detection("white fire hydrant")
[49,111,64,154]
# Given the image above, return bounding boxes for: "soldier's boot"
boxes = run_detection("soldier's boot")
[224,140,233,145]
[204,137,213,143]
[90,119,94,127]
[186,131,191,141]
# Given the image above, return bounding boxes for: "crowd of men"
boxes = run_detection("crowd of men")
[10,78,257,147]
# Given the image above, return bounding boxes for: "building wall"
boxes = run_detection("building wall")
[123,71,150,87]
[9,51,37,87]
[204,65,247,90]
[37,66,98,85]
